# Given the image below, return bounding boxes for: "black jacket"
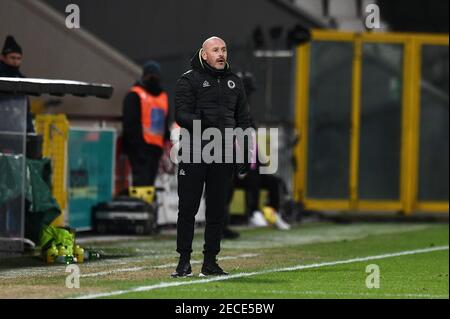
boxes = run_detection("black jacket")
[175,49,251,133]
[0,61,35,133]
[122,82,169,158]
[0,61,25,78]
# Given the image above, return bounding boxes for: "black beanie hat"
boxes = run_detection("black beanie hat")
[2,35,22,55]
[143,60,161,77]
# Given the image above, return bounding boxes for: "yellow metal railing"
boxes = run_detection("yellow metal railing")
[35,114,69,225]
[294,30,449,215]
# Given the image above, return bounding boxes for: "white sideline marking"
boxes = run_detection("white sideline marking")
[81,267,145,278]
[74,246,449,299]
[80,254,259,278]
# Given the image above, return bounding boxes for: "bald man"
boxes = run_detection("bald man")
[172,37,251,277]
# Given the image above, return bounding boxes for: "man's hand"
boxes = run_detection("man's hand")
[236,162,250,179]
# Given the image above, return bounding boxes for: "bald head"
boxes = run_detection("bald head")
[201,36,228,70]
[202,37,225,50]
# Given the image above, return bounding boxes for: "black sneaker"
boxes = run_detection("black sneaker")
[199,261,229,277]
[171,260,193,278]
[222,228,240,240]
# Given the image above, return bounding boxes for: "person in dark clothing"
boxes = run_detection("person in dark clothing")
[235,159,291,230]
[223,70,290,231]
[0,35,35,133]
[172,37,252,278]
[122,60,170,187]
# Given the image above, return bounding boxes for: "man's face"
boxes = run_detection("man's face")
[2,52,22,68]
[202,38,227,70]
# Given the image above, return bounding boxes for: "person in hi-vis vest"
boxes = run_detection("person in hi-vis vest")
[122,60,170,187]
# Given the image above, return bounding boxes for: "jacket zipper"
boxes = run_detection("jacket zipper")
[217,77,223,130]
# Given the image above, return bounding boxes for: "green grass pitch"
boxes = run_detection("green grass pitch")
[0,222,447,299]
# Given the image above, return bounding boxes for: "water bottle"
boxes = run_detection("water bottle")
[55,246,70,264]
[46,245,58,264]
[83,249,100,262]
[65,255,74,264]
[89,251,100,260]
[73,245,85,263]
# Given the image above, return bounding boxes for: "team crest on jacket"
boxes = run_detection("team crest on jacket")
[227,80,236,89]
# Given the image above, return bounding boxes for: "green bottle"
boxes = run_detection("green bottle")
[83,249,100,262]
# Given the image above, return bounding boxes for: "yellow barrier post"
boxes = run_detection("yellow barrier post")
[35,114,69,226]
[293,43,310,202]
[349,34,362,211]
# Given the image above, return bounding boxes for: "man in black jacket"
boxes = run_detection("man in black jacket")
[0,35,34,133]
[122,61,170,187]
[172,37,251,278]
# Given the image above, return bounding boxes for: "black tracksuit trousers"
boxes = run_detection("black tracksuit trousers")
[176,161,234,260]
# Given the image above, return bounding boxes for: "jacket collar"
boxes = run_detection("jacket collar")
[0,60,24,78]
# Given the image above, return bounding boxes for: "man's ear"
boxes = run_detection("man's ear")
[200,48,207,60]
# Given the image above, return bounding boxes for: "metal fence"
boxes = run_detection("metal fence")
[293,30,449,215]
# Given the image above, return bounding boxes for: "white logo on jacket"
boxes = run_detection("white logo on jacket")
[203,81,211,88]
[227,80,236,89]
